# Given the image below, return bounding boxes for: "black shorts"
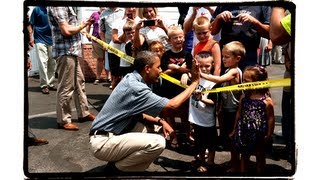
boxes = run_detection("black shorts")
[120,66,134,77]
[108,53,121,76]
[193,124,218,153]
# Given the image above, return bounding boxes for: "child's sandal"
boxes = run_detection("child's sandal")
[197,165,208,173]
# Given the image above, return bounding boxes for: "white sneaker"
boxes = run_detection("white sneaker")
[93,79,99,85]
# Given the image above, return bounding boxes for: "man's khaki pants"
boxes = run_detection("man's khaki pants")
[56,55,90,124]
[89,122,166,172]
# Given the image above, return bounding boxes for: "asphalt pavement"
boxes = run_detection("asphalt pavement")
[25,63,295,179]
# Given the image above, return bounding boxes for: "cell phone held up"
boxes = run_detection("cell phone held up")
[143,19,156,26]
[127,13,133,20]
[231,17,242,26]
[231,17,238,21]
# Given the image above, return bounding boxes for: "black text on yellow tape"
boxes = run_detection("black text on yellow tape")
[202,78,291,93]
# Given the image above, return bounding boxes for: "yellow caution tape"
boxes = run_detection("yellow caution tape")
[82,31,135,64]
[81,31,291,93]
[161,71,291,93]
[160,72,188,88]
[203,78,291,93]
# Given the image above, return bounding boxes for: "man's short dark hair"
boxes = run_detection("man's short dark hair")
[134,51,158,73]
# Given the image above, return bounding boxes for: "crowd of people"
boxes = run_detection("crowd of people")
[26,4,293,175]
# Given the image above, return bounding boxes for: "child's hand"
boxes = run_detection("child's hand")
[193,90,202,101]
[168,64,179,71]
[181,73,189,86]
[118,34,126,44]
[192,7,200,15]
[200,72,205,78]
[181,62,187,68]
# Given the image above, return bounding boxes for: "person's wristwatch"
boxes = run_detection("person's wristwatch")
[157,117,165,125]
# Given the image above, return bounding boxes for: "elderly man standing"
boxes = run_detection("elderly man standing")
[48,7,95,130]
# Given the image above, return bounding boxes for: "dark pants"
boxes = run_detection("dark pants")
[281,91,294,151]
[193,124,218,156]
[220,109,237,148]
[108,53,120,76]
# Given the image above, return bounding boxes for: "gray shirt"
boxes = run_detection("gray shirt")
[90,71,169,134]
[221,67,243,112]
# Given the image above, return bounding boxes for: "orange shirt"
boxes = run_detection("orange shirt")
[193,38,218,57]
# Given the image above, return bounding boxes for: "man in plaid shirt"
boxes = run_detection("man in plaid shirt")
[48,7,96,130]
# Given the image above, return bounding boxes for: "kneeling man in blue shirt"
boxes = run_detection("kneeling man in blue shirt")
[89,51,200,172]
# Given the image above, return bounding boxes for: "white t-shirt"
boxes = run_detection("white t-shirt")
[188,78,216,127]
[120,42,131,67]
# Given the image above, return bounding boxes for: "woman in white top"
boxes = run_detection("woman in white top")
[134,7,170,51]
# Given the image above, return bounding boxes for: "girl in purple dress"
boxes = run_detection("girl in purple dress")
[229,65,275,174]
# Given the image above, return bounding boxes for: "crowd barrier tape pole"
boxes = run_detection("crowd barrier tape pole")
[81,31,291,93]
